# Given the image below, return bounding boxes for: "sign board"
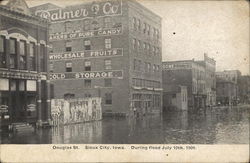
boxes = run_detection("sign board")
[35,0,122,23]
[0,79,9,91]
[162,63,192,70]
[49,27,122,41]
[49,48,123,61]
[27,80,37,91]
[49,70,123,80]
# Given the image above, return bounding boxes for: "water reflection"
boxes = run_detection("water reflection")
[1,107,249,144]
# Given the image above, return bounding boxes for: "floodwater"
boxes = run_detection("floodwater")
[1,106,249,144]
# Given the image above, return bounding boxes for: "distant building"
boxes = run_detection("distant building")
[162,85,187,111]
[0,0,51,127]
[196,54,216,106]
[238,75,250,104]
[162,60,206,109]
[31,0,162,116]
[216,70,241,105]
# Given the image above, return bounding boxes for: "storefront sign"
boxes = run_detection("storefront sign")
[49,48,123,60]
[0,71,39,80]
[27,80,37,91]
[49,70,123,80]
[49,27,122,41]
[0,79,9,91]
[162,63,192,70]
[35,0,122,23]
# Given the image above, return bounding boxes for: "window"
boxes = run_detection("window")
[19,40,26,70]
[152,46,155,55]
[49,63,54,72]
[104,78,112,87]
[40,44,45,72]
[19,80,25,91]
[146,43,150,53]
[65,21,71,32]
[0,36,6,68]
[104,59,111,70]
[29,42,36,71]
[153,64,156,72]
[65,61,72,72]
[84,60,91,71]
[133,38,136,49]
[148,63,151,72]
[137,40,141,50]
[143,42,146,50]
[105,38,111,49]
[132,17,136,30]
[92,20,100,30]
[143,23,146,33]
[65,41,72,52]
[105,93,112,105]
[9,38,17,69]
[84,79,91,88]
[84,40,91,50]
[104,17,112,28]
[137,19,141,31]
[84,19,90,30]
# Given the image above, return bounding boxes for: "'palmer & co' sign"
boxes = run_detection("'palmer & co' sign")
[35,0,122,23]
[49,27,122,41]
[49,48,123,61]
[49,70,123,80]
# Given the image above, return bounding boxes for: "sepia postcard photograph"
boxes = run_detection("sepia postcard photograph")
[0,0,249,162]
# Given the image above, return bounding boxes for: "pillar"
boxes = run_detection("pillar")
[37,79,42,127]
[46,80,51,124]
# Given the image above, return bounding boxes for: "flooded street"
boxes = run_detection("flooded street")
[1,106,249,144]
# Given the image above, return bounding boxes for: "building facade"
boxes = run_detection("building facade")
[162,85,187,111]
[162,60,206,110]
[0,0,51,127]
[196,54,216,106]
[216,70,241,105]
[32,0,162,116]
[238,75,250,104]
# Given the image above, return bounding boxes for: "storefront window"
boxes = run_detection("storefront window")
[19,80,25,91]
[10,80,17,91]
[0,36,6,68]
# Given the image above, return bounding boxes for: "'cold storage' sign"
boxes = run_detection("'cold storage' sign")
[50,70,123,80]
[49,27,122,41]
[35,0,122,23]
[49,48,123,61]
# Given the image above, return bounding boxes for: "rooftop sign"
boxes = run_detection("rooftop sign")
[35,0,122,23]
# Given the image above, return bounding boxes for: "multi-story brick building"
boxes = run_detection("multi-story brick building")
[216,70,241,105]
[238,75,250,104]
[32,0,162,116]
[0,0,51,128]
[196,54,216,106]
[162,60,206,110]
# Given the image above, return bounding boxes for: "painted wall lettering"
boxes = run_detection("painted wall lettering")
[49,48,123,60]
[35,0,122,23]
[49,70,123,80]
[49,27,122,41]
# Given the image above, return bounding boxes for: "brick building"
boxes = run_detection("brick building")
[216,70,241,105]
[0,0,51,127]
[32,0,162,116]
[238,75,250,104]
[196,54,216,106]
[162,60,206,110]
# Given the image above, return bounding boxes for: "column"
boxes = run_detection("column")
[46,80,51,124]
[37,79,42,127]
